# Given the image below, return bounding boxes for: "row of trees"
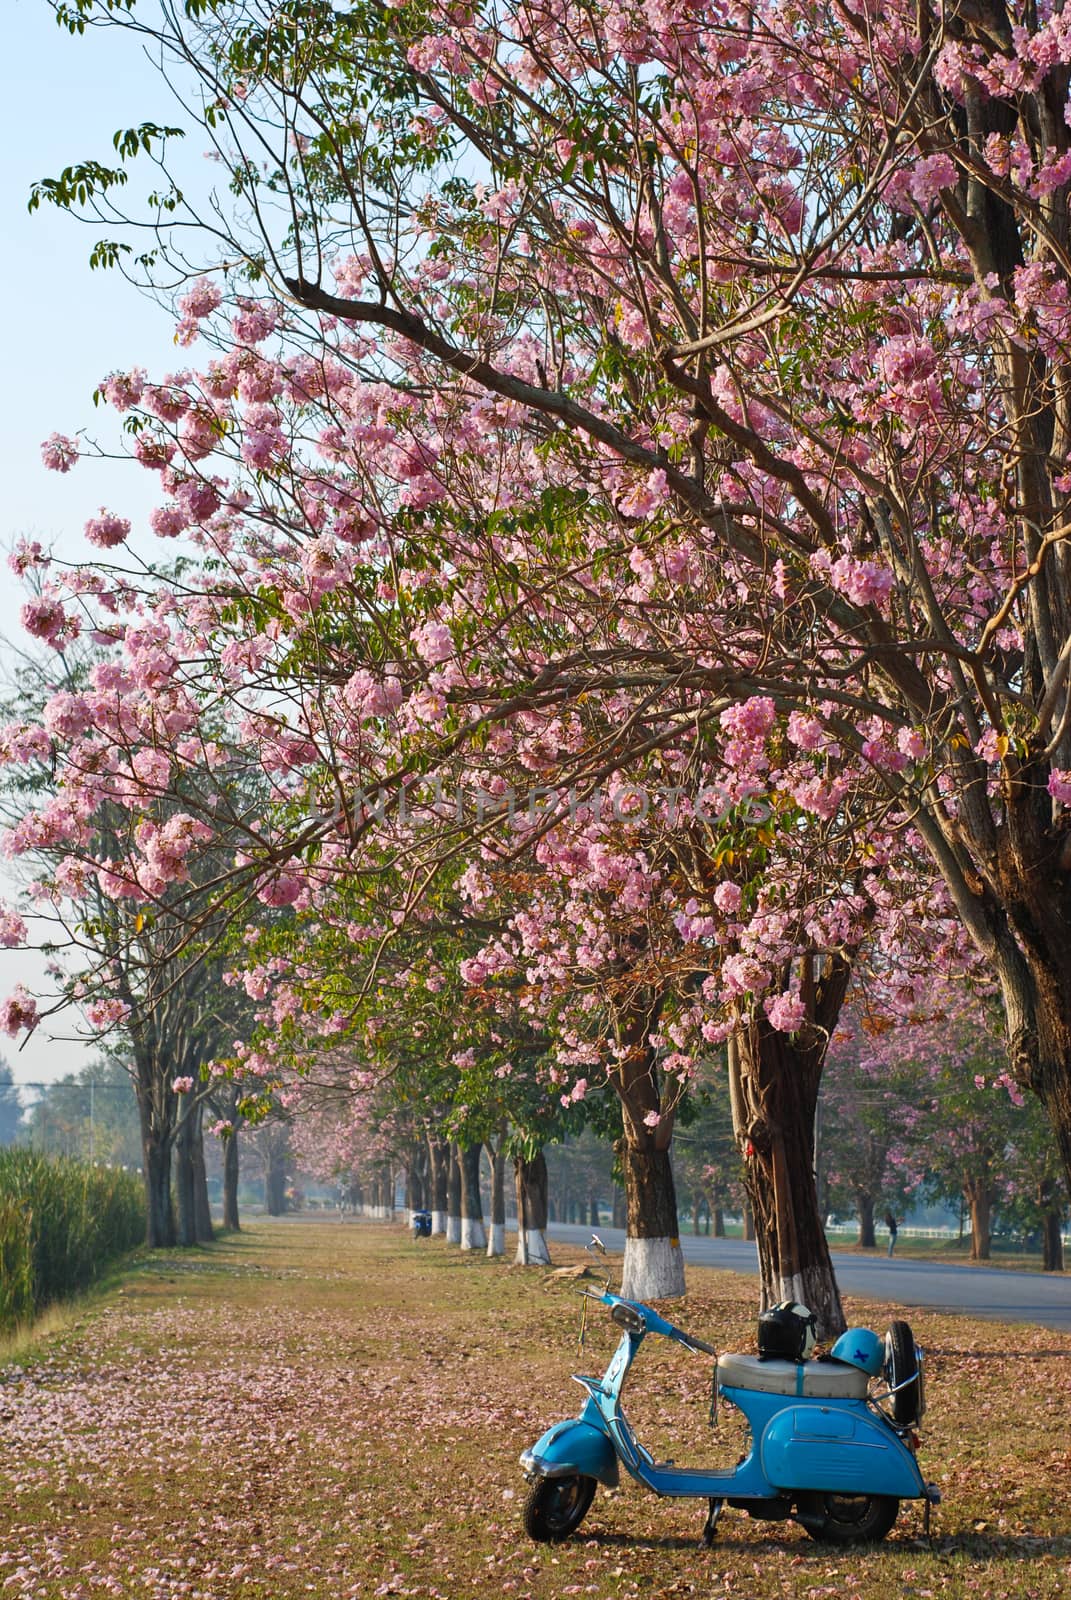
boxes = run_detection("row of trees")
[12,971,1062,1277]
[314,987,1067,1270]
[5,1053,301,1233]
[3,0,1071,1331]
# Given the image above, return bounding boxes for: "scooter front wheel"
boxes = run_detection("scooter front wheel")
[797,1492,899,1545]
[523,1474,597,1542]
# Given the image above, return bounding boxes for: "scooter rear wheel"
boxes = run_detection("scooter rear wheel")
[797,1492,899,1544]
[523,1474,597,1542]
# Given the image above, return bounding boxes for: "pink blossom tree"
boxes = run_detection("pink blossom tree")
[446,770,890,1321]
[27,0,1071,1285]
[826,977,1065,1261]
[0,646,267,1244]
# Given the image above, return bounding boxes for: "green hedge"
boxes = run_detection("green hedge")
[0,1149,143,1333]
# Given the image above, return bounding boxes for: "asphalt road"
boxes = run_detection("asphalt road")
[546,1222,1071,1334]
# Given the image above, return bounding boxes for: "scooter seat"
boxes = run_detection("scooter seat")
[717,1352,869,1400]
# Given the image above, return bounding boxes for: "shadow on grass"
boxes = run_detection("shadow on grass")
[932,1532,1071,1562]
[580,1525,1071,1561]
[927,1347,1071,1359]
[576,1529,723,1551]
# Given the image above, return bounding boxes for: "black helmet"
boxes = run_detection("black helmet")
[757,1301,817,1362]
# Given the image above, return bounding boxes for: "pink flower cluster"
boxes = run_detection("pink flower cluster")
[719,696,776,773]
[84,510,131,549]
[175,276,224,343]
[1,986,37,1036]
[84,997,132,1029]
[1048,769,1071,805]
[40,432,79,472]
[20,596,79,650]
[764,990,807,1033]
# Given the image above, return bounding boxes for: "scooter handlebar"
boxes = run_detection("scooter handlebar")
[591,1290,716,1355]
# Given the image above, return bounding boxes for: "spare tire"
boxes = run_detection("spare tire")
[884,1320,924,1426]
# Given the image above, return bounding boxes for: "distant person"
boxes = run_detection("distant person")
[885,1211,898,1258]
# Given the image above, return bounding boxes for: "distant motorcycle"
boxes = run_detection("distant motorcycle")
[520,1239,937,1546]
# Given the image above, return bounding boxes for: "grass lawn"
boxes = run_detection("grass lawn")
[674,1223,1067,1275]
[827,1237,1067,1274]
[1,1219,1069,1599]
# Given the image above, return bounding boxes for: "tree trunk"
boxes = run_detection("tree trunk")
[612,1186,626,1228]
[141,1129,175,1248]
[128,1028,177,1248]
[965,1178,992,1261]
[266,1145,288,1216]
[446,1142,462,1244]
[135,1059,176,1249]
[427,1133,449,1235]
[728,958,851,1340]
[979,811,1071,1216]
[617,1141,684,1298]
[175,1098,198,1247]
[713,1205,724,1238]
[406,1143,428,1220]
[692,1196,703,1236]
[1039,1177,1065,1272]
[589,1193,600,1227]
[514,1153,551,1264]
[486,1140,506,1258]
[856,1192,876,1249]
[412,1146,425,1215]
[609,1002,686,1300]
[1033,1039,1071,1209]
[191,1105,214,1243]
[458,1143,486,1250]
[742,1200,755,1241]
[222,1131,240,1230]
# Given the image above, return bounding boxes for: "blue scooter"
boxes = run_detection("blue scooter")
[520,1252,938,1546]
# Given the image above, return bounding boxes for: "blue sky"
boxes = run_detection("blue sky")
[1,2,202,1083]
[1,4,190,586]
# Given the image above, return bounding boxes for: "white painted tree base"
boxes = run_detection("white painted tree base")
[445,1215,462,1245]
[460,1217,487,1251]
[486,1223,505,1257]
[621,1236,686,1300]
[770,1273,809,1309]
[514,1229,552,1266]
[430,1210,447,1236]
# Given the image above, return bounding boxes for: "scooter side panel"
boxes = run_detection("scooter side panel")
[760,1405,926,1498]
[521,1417,621,1487]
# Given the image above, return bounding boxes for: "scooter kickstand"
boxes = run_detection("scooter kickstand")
[702,1498,724,1546]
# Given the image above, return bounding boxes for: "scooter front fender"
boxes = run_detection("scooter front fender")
[520,1418,620,1487]
[761,1405,926,1499]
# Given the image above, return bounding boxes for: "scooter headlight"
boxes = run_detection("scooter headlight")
[610,1303,646,1335]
